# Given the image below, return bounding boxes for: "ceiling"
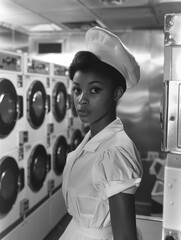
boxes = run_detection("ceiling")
[0,0,180,34]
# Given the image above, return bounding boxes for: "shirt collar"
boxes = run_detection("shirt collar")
[82,117,124,152]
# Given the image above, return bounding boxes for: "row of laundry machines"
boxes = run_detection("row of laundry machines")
[0,50,86,240]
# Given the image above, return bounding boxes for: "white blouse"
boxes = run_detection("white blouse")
[62,117,143,230]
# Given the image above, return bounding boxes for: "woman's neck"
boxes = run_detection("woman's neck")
[90,114,116,138]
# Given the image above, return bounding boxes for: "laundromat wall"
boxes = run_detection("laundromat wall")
[0,27,165,240]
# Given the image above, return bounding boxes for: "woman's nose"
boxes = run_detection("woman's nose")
[79,92,88,105]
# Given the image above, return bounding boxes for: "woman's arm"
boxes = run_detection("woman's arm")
[109,192,138,240]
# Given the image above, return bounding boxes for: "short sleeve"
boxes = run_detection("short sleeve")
[92,146,143,199]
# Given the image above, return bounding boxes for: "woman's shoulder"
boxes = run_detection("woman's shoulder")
[98,128,135,153]
[95,131,142,176]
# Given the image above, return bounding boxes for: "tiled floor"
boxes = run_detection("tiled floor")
[44,214,72,240]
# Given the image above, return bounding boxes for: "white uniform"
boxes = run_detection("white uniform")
[60,118,143,240]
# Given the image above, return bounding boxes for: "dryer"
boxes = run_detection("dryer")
[24,139,51,215]
[49,63,69,189]
[0,50,24,154]
[48,64,69,229]
[49,63,69,138]
[0,148,25,239]
[48,134,68,231]
[49,63,69,190]
[23,54,50,146]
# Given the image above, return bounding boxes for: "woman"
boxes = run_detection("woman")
[60,27,143,240]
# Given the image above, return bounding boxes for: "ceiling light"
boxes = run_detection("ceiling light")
[28,24,62,32]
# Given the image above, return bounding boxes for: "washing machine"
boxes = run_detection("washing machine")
[0,50,24,154]
[0,148,25,239]
[49,63,69,187]
[49,63,69,138]
[48,64,69,229]
[24,139,51,216]
[48,134,68,230]
[49,63,69,190]
[23,53,50,146]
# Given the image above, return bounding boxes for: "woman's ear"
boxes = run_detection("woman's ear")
[114,87,124,101]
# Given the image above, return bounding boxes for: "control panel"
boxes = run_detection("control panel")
[0,51,22,72]
[26,57,50,75]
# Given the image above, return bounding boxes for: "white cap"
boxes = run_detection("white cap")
[85,27,140,89]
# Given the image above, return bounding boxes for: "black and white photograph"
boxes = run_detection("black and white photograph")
[0,1,181,240]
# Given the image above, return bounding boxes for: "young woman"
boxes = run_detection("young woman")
[60,27,143,240]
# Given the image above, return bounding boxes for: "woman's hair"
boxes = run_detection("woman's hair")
[69,51,126,93]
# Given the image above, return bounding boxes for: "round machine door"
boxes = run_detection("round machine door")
[0,156,19,214]
[52,82,67,122]
[53,136,68,175]
[71,130,83,151]
[0,79,18,138]
[27,80,47,129]
[71,93,78,117]
[28,144,48,192]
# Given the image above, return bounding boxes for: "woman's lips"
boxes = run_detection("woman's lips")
[77,108,90,117]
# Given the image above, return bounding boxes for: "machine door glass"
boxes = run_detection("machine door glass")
[53,135,68,175]
[71,130,83,151]
[0,156,19,214]
[53,82,67,122]
[71,91,78,117]
[28,144,48,191]
[27,80,46,129]
[0,79,18,137]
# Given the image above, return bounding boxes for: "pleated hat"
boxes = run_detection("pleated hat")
[85,27,140,88]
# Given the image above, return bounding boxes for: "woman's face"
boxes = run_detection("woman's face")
[72,70,116,127]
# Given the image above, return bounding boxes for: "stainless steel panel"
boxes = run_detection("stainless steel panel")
[164,46,181,81]
[164,13,181,46]
[116,31,164,157]
[163,154,181,232]
[162,14,181,240]
[161,81,181,152]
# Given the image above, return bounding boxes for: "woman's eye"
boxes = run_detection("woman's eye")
[72,87,81,95]
[90,87,101,94]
